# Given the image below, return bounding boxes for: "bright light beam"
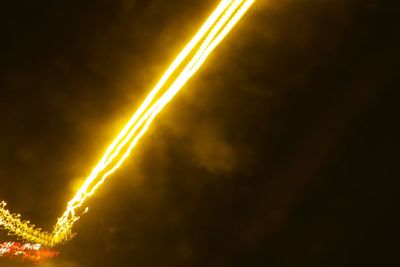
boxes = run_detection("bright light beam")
[53,0,255,245]
[0,0,256,247]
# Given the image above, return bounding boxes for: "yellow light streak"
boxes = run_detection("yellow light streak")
[0,202,53,246]
[0,0,255,247]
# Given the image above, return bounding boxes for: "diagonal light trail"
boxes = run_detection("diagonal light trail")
[53,0,248,242]
[0,0,256,247]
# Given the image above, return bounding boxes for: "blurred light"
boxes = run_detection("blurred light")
[0,0,255,246]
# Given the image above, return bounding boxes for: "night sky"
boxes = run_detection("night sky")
[0,0,399,266]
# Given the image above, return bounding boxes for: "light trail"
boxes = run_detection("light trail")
[0,241,59,262]
[53,0,253,245]
[0,202,53,246]
[0,0,255,247]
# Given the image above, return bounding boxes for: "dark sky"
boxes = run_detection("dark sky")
[0,0,399,266]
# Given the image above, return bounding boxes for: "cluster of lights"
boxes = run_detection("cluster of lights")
[0,242,59,263]
[0,0,255,248]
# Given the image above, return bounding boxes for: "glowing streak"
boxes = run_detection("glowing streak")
[0,241,59,262]
[95,0,256,196]
[53,0,255,245]
[0,202,53,246]
[0,0,255,247]
[53,0,247,243]
[62,0,235,211]
[58,0,244,222]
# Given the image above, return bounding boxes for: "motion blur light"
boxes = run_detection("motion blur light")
[0,0,255,250]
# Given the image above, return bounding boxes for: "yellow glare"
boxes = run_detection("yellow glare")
[0,0,255,247]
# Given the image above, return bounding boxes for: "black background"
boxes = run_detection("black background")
[0,0,399,266]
